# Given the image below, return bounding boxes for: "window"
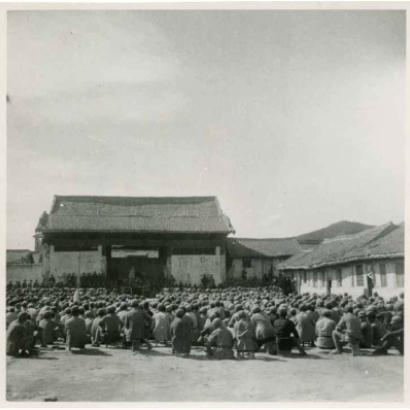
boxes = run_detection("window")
[303,271,307,283]
[243,258,252,268]
[321,271,326,286]
[336,268,342,287]
[395,261,404,287]
[356,264,364,287]
[313,271,317,287]
[379,263,387,287]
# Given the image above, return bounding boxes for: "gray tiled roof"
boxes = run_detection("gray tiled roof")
[227,237,304,258]
[42,195,235,234]
[278,222,399,270]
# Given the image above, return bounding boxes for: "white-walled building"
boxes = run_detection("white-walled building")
[226,237,306,281]
[278,223,404,299]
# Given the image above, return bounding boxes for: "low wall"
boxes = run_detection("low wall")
[7,263,43,283]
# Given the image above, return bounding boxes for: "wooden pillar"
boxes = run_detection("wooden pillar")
[77,251,81,288]
[166,246,173,280]
[98,244,106,275]
[48,245,55,278]
[215,244,225,284]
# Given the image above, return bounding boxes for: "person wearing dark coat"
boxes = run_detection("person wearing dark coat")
[372,315,404,355]
[38,311,57,346]
[170,308,192,357]
[100,306,122,344]
[273,308,306,355]
[125,301,152,352]
[7,312,29,356]
[65,306,87,351]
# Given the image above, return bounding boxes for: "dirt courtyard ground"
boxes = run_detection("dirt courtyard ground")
[7,345,403,403]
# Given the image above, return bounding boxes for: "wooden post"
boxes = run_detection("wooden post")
[77,252,81,288]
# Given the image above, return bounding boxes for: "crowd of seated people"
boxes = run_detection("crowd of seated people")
[6,285,404,359]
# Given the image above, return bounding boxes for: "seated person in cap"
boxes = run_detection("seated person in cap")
[65,306,87,351]
[332,305,362,356]
[294,304,316,347]
[84,311,94,344]
[315,310,336,349]
[7,312,30,357]
[234,311,257,359]
[100,306,122,345]
[185,304,200,343]
[117,303,129,327]
[125,301,152,352]
[372,315,403,355]
[206,318,234,359]
[170,308,192,357]
[91,309,106,347]
[250,307,276,355]
[152,304,171,345]
[367,310,383,347]
[273,308,306,356]
[358,311,373,349]
[38,310,58,346]
[6,307,18,329]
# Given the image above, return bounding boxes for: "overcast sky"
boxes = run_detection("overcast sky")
[7,10,405,249]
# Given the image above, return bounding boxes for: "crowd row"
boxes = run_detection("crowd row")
[6,286,404,359]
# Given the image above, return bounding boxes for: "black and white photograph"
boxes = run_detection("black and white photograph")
[3,4,406,404]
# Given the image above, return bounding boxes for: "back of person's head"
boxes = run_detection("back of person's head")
[85,310,93,319]
[323,310,333,319]
[107,305,115,314]
[279,308,287,318]
[252,306,261,314]
[212,318,222,329]
[238,311,247,320]
[17,312,30,323]
[158,304,165,312]
[344,304,354,314]
[131,300,139,308]
[71,306,80,316]
[43,311,52,320]
[176,309,185,318]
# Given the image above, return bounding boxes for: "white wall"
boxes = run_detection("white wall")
[170,253,224,285]
[7,264,43,283]
[49,247,105,279]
